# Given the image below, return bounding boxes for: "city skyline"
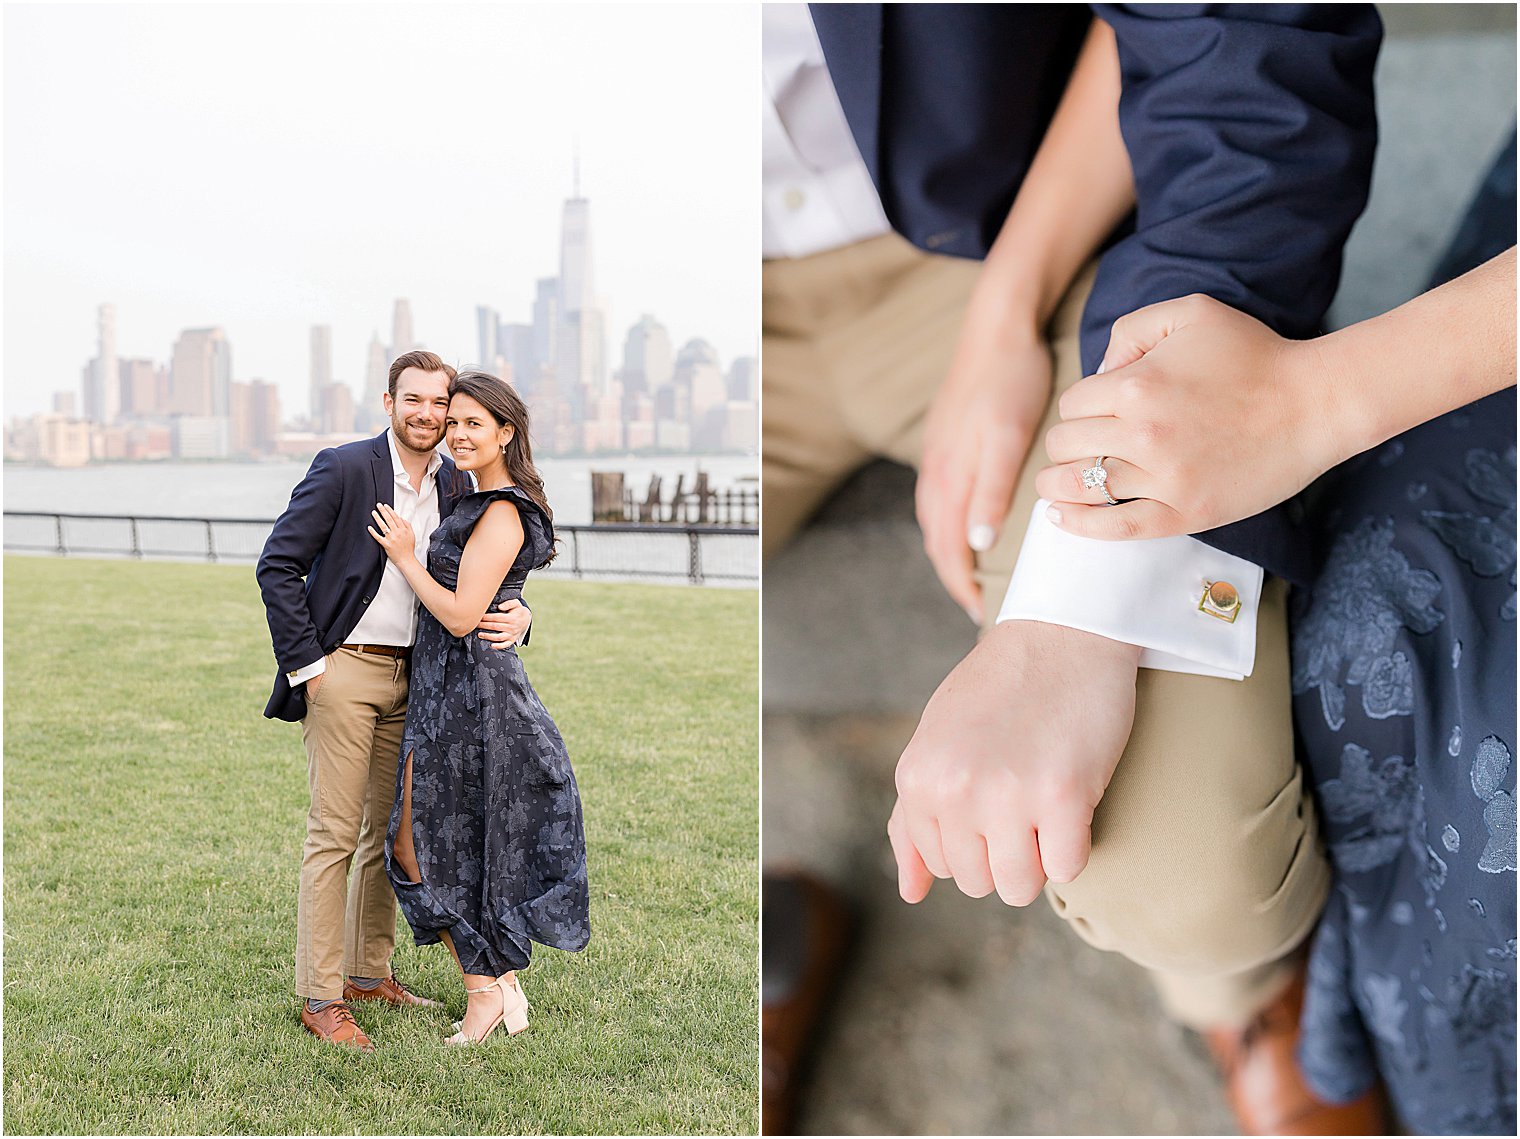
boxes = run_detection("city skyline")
[9,180,756,465]
[3,4,758,420]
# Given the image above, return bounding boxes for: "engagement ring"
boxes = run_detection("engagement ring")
[1080,457,1120,506]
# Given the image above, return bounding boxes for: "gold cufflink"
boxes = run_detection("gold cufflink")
[1199,579,1242,623]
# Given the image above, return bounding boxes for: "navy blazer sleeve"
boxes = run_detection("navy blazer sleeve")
[1088,4,1381,582]
[256,448,343,675]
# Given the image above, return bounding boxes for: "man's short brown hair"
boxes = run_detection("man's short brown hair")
[388,350,457,397]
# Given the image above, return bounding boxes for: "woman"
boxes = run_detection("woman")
[369,370,590,1045]
[1037,161,1516,1131]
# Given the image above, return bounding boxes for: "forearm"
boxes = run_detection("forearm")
[259,562,324,671]
[976,17,1132,333]
[1310,247,1517,463]
[1084,5,1380,379]
[392,555,492,638]
[257,450,341,670]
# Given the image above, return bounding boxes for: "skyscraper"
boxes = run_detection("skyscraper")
[321,382,355,435]
[392,299,415,359]
[229,380,255,454]
[118,358,159,418]
[363,331,389,428]
[559,198,593,317]
[83,303,119,425]
[556,176,607,398]
[310,325,332,424]
[674,338,725,447]
[727,355,758,402]
[476,305,500,370]
[559,309,606,412]
[532,278,558,371]
[231,378,282,454]
[499,323,536,396]
[169,327,231,418]
[622,315,674,397]
[251,380,282,453]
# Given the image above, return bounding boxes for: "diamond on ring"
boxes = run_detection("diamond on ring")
[1081,457,1120,506]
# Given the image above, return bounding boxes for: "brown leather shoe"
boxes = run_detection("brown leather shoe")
[762,872,854,1136]
[1204,967,1388,1135]
[343,973,442,1009]
[300,1000,374,1053]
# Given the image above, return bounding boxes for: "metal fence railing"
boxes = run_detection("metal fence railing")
[2,512,758,587]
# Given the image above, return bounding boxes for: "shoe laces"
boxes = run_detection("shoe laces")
[329,1002,359,1027]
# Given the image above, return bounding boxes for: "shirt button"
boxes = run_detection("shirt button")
[783,187,806,211]
[362,595,372,604]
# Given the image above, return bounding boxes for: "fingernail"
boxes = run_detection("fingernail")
[1095,360,1107,375]
[964,604,984,626]
[967,523,995,552]
[1046,505,1062,524]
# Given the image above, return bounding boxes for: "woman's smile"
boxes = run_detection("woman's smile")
[446,392,509,472]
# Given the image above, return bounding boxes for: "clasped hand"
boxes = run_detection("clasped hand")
[888,620,1139,906]
[1035,294,1342,540]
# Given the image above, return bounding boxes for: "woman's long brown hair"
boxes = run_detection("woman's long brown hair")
[448,370,557,565]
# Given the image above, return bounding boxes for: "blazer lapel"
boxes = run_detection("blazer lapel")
[368,431,393,580]
[370,430,394,510]
[809,2,883,187]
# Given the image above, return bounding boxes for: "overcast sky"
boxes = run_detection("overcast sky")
[3,3,759,420]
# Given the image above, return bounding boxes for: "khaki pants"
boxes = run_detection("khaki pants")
[295,646,410,1001]
[763,233,1329,1028]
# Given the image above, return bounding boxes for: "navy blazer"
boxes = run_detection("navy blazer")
[809,3,1383,583]
[256,431,462,722]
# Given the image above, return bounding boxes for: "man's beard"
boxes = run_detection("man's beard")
[393,414,443,455]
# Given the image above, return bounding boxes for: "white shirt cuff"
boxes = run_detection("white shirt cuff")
[287,657,326,686]
[995,500,1264,680]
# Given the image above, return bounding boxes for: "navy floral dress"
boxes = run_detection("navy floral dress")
[1290,389,1516,1134]
[384,485,590,978]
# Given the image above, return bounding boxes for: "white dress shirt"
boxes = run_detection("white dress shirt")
[761,3,891,260]
[287,429,442,686]
[763,1,1264,677]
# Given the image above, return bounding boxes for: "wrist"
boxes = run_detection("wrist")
[990,618,1143,667]
[968,264,1050,344]
[1288,333,1377,469]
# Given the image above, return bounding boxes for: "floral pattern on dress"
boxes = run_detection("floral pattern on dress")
[1473,735,1517,875]
[1293,390,1516,1136]
[1421,446,1517,621]
[1318,743,1416,872]
[1290,516,1445,731]
[384,486,590,978]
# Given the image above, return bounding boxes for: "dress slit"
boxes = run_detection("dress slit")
[393,750,422,886]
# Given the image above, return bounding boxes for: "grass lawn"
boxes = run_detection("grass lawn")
[2,557,758,1135]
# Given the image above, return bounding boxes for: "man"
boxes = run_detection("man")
[257,349,532,1052]
[762,4,1384,1133]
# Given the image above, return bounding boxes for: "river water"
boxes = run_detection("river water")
[3,453,758,527]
